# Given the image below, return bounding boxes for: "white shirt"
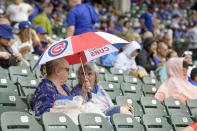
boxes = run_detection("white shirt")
[186,27,197,49]
[6,2,32,22]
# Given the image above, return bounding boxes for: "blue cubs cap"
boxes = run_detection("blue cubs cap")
[0,24,15,39]
[19,21,35,32]
[35,26,48,34]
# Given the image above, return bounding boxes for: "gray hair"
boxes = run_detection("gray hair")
[77,62,99,85]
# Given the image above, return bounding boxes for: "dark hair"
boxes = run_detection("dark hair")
[191,68,197,81]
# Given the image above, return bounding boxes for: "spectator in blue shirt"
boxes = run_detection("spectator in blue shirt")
[140,5,156,33]
[154,42,168,66]
[114,16,124,32]
[33,58,78,116]
[156,6,168,20]
[65,0,99,37]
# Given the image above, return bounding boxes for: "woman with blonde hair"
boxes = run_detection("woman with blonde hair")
[12,21,40,55]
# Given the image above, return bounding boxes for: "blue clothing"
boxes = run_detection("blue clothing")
[114,23,123,31]
[156,11,168,20]
[140,12,155,32]
[29,5,38,22]
[153,56,161,66]
[155,63,168,82]
[67,3,99,35]
[101,52,118,67]
[188,77,197,86]
[32,79,74,116]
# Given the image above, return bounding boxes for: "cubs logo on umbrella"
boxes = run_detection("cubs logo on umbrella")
[33,32,129,70]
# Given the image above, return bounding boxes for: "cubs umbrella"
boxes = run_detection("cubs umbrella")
[33,32,129,70]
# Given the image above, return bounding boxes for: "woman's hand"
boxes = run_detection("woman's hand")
[81,79,92,100]
[0,52,11,59]
[120,104,134,115]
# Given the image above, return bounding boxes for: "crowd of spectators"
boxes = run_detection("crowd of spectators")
[0,0,197,125]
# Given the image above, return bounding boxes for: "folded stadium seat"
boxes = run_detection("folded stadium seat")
[170,114,193,131]
[17,77,39,96]
[66,80,73,90]
[26,93,34,115]
[0,92,28,115]
[97,66,110,74]
[29,61,37,71]
[1,111,43,131]
[111,113,144,131]
[123,75,141,85]
[142,114,173,131]
[142,84,158,97]
[78,113,114,131]
[42,112,79,131]
[8,66,35,83]
[34,70,42,80]
[104,74,123,83]
[0,76,19,95]
[163,98,190,116]
[120,83,143,100]
[115,96,144,117]
[109,67,126,75]
[24,54,39,62]
[186,99,197,117]
[142,77,158,85]
[140,97,168,116]
[68,72,77,80]
[99,81,122,103]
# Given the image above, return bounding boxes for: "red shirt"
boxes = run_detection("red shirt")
[190,123,197,131]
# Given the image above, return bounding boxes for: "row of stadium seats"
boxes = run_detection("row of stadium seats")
[0,111,196,131]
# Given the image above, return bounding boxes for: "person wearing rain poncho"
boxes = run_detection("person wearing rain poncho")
[114,41,147,77]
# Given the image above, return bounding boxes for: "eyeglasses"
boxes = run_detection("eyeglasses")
[64,67,69,72]
[182,51,193,56]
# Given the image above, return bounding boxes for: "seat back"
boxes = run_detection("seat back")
[116,96,144,117]
[112,113,144,131]
[142,114,173,131]
[42,112,79,131]
[78,113,114,131]
[140,97,167,116]
[120,83,143,97]
[105,74,123,83]
[1,111,43,131]
[186,99,197,117]
[163,98,190,116]
[0,92,27,115]
[170,115,193,131]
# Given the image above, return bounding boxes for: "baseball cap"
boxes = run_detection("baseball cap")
[19,21,35,32]
[0,24,15,39]
[183,61,193,68]
[182,51,193,56]
[35,26,48,34]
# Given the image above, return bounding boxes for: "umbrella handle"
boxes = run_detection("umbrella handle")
[78,53,92,100]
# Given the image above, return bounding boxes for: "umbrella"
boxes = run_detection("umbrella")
[33,32,129,70]
[33,32,128,99]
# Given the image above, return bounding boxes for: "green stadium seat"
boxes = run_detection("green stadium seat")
[111,113,144,131]
[99,74,105,81]
[115,96,144,117]
[0,67,8,77]
[42,112,79,131]
[186,99,197,117]
[97,66,109,74]
[26,93,34,114]
[99,81,122,102]
[68,72,77,80]
[0,76,18,94]
[104,74,123,83]
[142,114,173,131]
[24,53,39,62]
[0,92,28,115]
[17,77,39,96]
[170,115,193,131]
[142,77,158,85]
[123,75,140,84]
[29,60,37,71]
[1,111,43,131]
[120,83,143,99]
[142,84,158,97]
[78,113,114,131]
[163,98,190,116]
[8,66,34,83]
[109,67,125,75]
[72,80,78,87]
[140,97,167,116]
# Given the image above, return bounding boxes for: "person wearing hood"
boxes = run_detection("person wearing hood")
[135,37,162,74]
[114,41,142,75]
